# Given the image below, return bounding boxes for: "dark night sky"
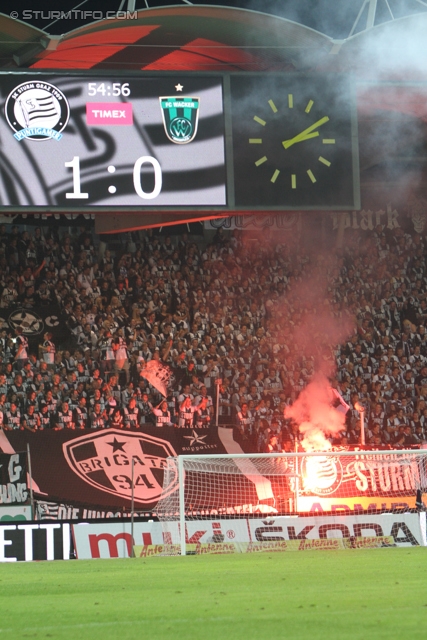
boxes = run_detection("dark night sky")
[1,0,426,39]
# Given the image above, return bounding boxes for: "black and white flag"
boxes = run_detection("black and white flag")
[0,452,28,504]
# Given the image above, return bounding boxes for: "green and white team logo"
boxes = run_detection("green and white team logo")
[159,96,200,144]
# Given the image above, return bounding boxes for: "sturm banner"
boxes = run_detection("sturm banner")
[0,452,27,505]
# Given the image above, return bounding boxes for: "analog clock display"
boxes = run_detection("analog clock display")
[230,74,358,209]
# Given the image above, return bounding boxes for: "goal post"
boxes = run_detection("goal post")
[156,450,427,555]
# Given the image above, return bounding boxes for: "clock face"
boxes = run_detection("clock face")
[230,74,358,209]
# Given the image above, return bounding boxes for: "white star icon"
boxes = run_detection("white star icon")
[183,430,208,446]
[175,83,184,92]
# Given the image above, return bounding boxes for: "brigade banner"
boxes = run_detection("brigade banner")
[0,452,28,505]
[1,427,227,516]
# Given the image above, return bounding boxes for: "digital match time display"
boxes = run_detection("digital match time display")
[0,72,359,211]
[0,74,226,208]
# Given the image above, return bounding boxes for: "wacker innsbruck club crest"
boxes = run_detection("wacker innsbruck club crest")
[5,81,70,141]
[159,95,200,144]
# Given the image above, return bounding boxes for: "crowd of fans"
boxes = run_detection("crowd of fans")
[0,221,426,452]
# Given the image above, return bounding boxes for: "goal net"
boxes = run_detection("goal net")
[155,450,427,555]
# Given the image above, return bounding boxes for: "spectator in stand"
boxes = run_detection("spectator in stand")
[0,220,424,456]
[73,396,89,430]
[21,404,40,432]
[235,402,254,446]
[53,401,75,431]
[13,328,29,371]
[152,400,173,427]
[109,407,124,429]
[123,397,141,429]
[195,397,212,429]
[137,392,154,425]
[178,396,197,429]
[264,432,282,453]
[39,332,56,371]
[90,402,107,429]
[4,401,21,431]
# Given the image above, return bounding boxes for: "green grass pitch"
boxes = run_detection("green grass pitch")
[0,548,426,639]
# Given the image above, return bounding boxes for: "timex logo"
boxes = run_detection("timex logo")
[86,103,133,126]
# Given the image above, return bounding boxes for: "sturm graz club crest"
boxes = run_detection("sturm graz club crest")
[5,81,70,141]
[300,455,343,496]
[63,429,179,505]
[159,96,200,144]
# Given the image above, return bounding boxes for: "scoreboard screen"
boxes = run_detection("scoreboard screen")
[0,72,359,211]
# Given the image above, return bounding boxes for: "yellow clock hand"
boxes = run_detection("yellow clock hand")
[282,116,329,149]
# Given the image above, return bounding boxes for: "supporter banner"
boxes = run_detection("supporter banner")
[1,429,423,519]
[0,303,66,345]
[2,428,227,514]
[35,499,151,522]
[291,451,422,513]
[0,521,71,562]
[331,204,401,231]
[204,214,300,231]
[73,513,425,559]
[0,453,27,505]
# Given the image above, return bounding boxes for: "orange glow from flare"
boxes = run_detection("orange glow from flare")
[300,422,333,452]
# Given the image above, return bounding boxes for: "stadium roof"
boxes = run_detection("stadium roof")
[1,7,332,71]
[0,3,424,78]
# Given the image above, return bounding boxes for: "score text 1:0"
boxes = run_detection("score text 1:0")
[65,156,163,201]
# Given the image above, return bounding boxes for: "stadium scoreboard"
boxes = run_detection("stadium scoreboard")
[0,72,360,211]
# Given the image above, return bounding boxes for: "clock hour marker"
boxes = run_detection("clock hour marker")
[249,138,262,144]
[291,174,297,189]
[268,100,278,113]
[108,185,117,194]
[318,156,331,167]
[288,94,293,108]
[271,169,280,183]
[305,100,314,113]
[307,169,316,183]
[254,116,266,126]
[107,165,116,173]
[322,139,335,144]
[255,156,268,166]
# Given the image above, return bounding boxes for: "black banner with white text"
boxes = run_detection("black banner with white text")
[0,452,28,505]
